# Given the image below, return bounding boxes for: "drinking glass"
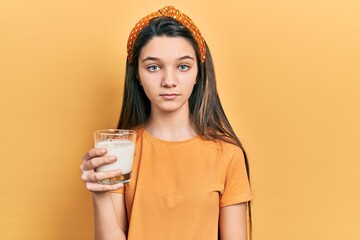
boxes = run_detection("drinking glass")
[94,129,136,184]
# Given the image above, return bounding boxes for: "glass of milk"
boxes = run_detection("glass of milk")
[94,129,136,184]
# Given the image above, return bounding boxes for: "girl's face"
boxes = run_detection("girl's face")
[137,36,198,115]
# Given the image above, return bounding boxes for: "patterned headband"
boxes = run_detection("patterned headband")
[127,6,206,64]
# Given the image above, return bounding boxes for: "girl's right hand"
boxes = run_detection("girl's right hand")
[80,148,124,192]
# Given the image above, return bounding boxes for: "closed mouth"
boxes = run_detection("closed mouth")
[159,93,180,100]
[160,93,179,96]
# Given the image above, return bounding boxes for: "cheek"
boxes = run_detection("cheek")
[182,81,197,98]
[141,82,158,100]
[183,72,198,88]
[138,72,157,91]
[190,67,198,84]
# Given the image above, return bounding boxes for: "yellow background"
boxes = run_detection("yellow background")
[1,0,359,239]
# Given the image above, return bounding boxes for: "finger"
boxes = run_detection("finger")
[81,169,122,183]
[82,148,107,161]
[81,155,116,171]
[86,182,124,192]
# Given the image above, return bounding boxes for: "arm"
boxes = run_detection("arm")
[81,148,128,240]
[93,192,127,240]
[219,202,248,240]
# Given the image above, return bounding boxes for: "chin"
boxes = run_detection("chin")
[155,102,188,113]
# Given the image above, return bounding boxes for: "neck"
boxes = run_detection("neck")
[145,107,196,141]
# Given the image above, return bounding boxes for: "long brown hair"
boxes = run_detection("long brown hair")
[117,16,252,239]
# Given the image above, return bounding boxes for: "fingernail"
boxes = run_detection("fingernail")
[108,156,116,161]
[99,148,106,154]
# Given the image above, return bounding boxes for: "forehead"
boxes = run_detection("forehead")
[139,36,196,60]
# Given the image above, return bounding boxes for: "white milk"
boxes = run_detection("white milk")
[95,139,135,174]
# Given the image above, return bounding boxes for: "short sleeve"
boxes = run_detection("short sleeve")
[219,148,252,207]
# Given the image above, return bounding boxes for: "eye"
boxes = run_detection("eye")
[178,64,190,71]
[147,65,160,72]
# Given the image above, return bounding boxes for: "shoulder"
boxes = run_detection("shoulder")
[132,127,145,138]
[198,138,245,161]
[219,141,246,166]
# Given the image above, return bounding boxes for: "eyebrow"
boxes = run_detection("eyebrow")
[179,55,195,61]
[141,55,195,63]
[141,56,160,63]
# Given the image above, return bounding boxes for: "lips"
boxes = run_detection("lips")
[160,93,179,100]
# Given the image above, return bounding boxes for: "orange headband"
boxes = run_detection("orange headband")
[127,6,206,64]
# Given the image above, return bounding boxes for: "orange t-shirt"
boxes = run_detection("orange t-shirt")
[117,129,252,239]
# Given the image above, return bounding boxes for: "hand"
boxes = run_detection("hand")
[80,148,124,192]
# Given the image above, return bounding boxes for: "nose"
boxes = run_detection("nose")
[161,68,177,87]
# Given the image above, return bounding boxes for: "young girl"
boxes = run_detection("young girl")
[80,6,252,240]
